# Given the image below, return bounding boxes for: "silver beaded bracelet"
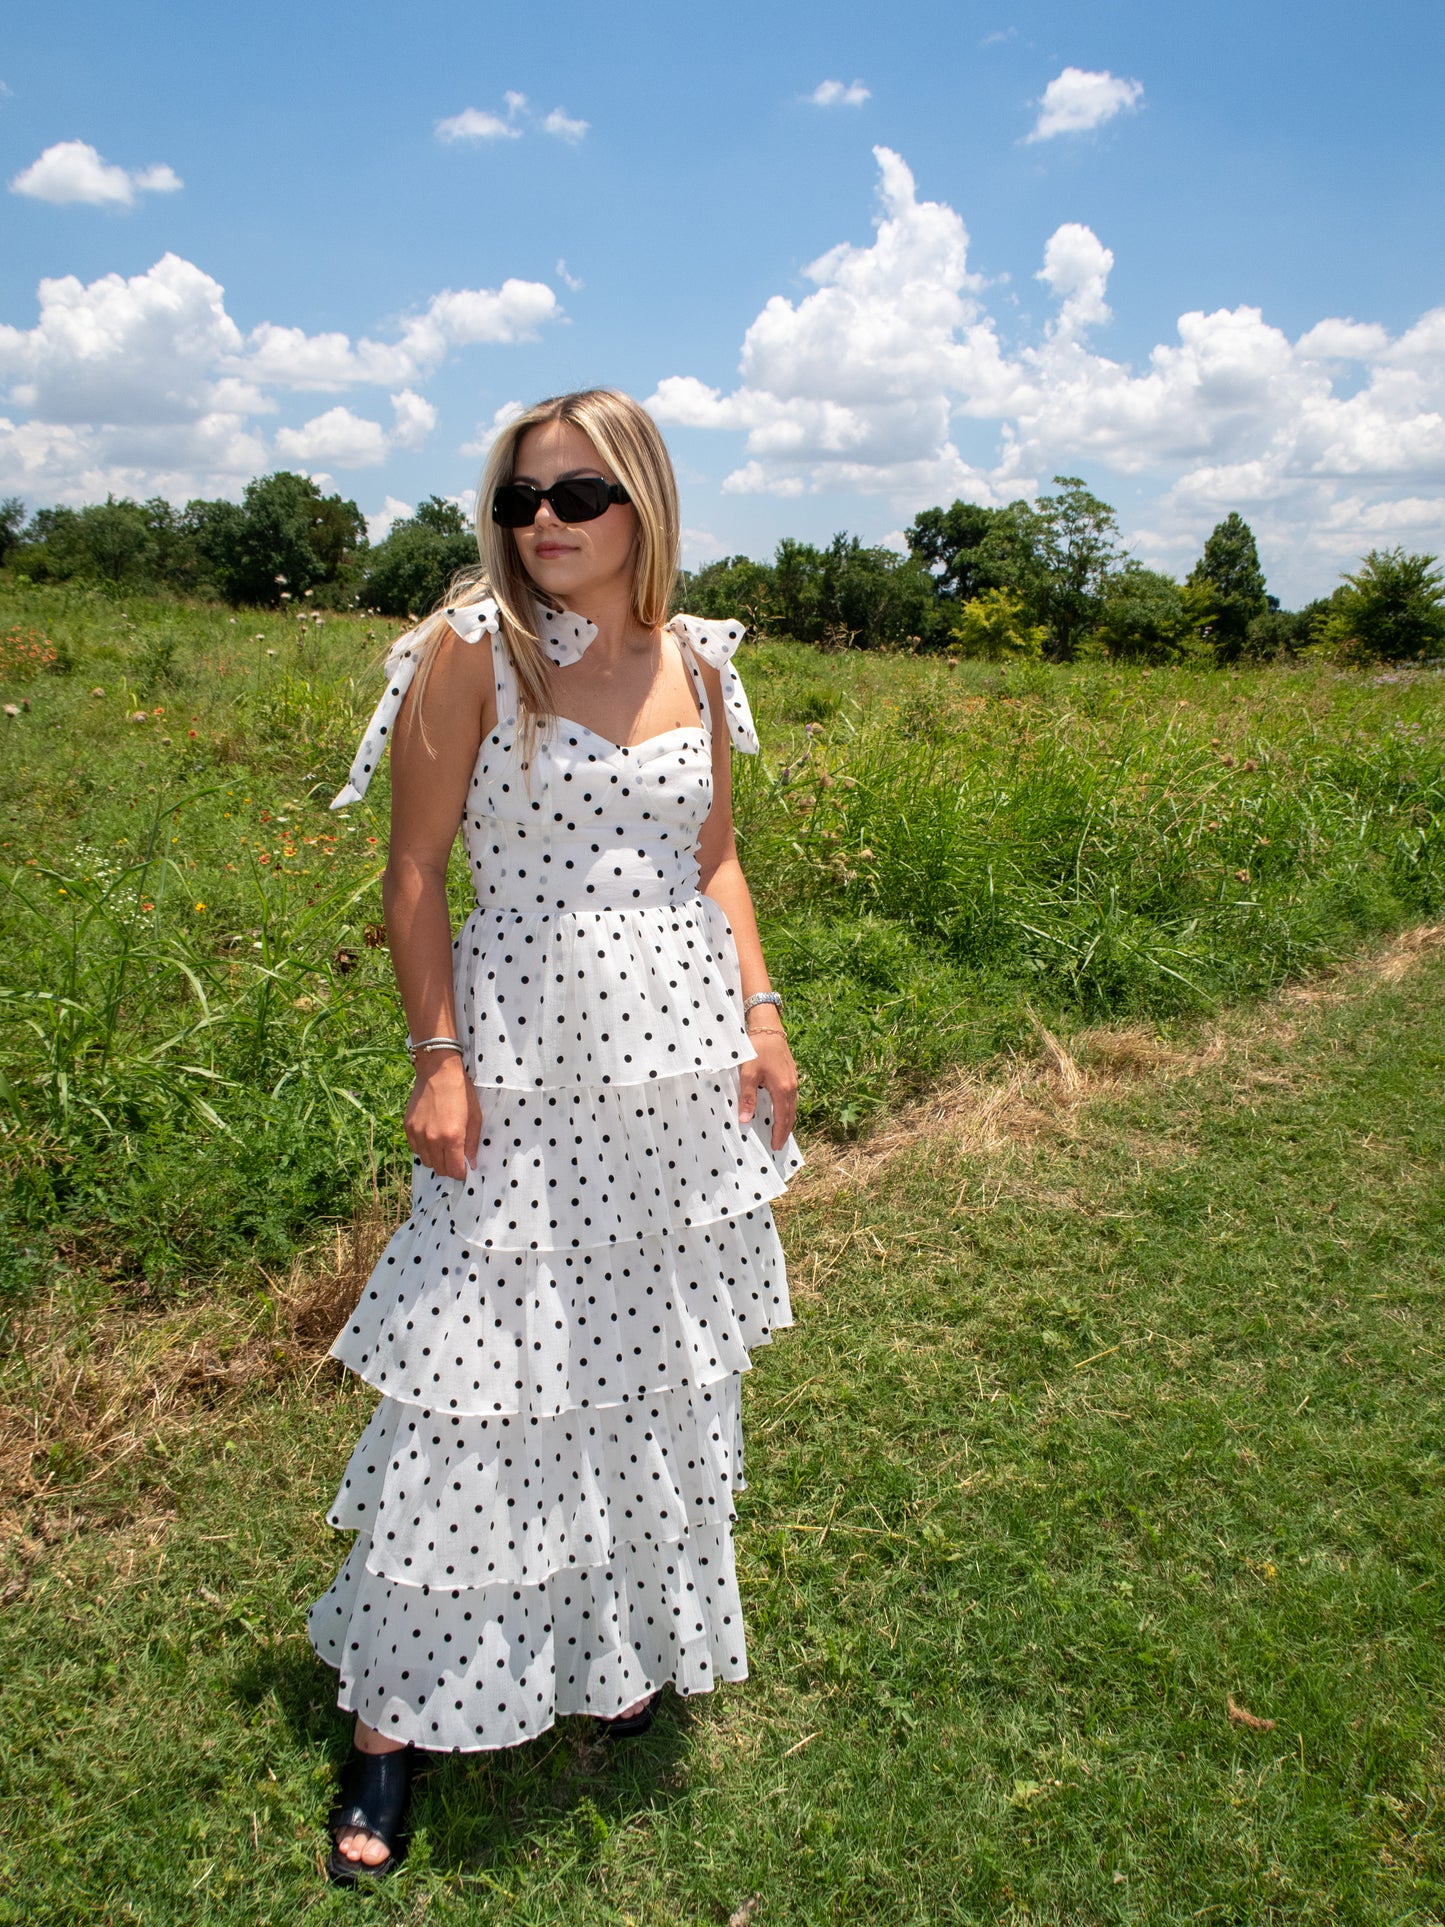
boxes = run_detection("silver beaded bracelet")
[742,992,783,1019]
[406,1034,465,1057]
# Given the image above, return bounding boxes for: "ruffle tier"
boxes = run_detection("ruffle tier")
[331,1204,791,1419]
[309,1509,746,1751]
[454,896,759,1092]
[370,1079,796,1283]
[325,1376,745,1592]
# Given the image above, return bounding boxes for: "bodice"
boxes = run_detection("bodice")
[461,631,715,915]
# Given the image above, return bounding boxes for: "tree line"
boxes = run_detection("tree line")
[2,471,1442,665]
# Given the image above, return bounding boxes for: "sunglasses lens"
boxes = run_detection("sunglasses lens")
[548,478,612,523]
[491,484,540,528]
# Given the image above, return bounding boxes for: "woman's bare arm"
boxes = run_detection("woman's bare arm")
[694,661,798,1151]
[382,624,497,1180]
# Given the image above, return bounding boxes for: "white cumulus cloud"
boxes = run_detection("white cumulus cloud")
[541,107,589,143]
[435,106,521,143]
[240,280,559,390]
[10,139,183,208]
[365,495,414,544]
[460,399,526,460]
[808,80,871,107]
[275,406,388,468]
[647,145,1445,599]
[0,251,561,505]
[390,388,437,450]
[1027,67,1143,142]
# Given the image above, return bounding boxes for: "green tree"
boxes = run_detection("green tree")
[77,497,155,585]
[676,553,779,630]
[363,499,478,618]
[905,501,1004,603]
[767,535,939,649]
[1028,477,1122,658]
[1323,548,1445,663]
[1187,512,1268,661]
[196,472,365,606]
[1092,564,1199,663]
[0,497,25,568]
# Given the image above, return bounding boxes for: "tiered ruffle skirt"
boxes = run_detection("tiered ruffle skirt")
[308,898,799,1751]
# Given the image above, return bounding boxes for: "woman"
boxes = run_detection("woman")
[311,388,801,1882]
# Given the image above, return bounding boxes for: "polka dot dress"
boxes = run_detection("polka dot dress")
[309,606,802,1752]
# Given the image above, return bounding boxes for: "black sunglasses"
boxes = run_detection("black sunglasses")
[491,477,631,528]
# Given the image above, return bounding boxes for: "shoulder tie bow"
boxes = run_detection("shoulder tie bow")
[329,599,500,809]
[666,614,758,754]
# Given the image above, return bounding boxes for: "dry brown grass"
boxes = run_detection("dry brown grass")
[784,922,1445,1212]
[0,1197,396,1516]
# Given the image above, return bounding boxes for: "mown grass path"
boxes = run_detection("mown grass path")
[2,935,1441,1924]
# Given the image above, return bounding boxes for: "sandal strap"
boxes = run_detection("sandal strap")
[329,1746,413,1848]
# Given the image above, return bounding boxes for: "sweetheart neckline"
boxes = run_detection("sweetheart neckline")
[554,718,709,756]
[488,718,710,757]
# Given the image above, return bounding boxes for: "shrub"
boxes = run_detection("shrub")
[1324,548,1445,662]
[950,588,1045,660]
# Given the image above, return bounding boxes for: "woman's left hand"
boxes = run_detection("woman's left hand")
[739,1028,798,1150]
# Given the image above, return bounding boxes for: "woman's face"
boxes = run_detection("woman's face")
[507,419,637,610]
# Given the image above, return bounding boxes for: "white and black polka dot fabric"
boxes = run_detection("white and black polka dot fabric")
[310,606,800,1752]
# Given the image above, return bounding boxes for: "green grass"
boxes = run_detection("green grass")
[3,581,1444,1288]
[2,931,1442,1922]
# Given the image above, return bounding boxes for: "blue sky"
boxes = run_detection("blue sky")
[3,0,1444,604]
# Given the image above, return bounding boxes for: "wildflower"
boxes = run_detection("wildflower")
[91,686,105,698]
[366,835,379,845]
[188,729,198,739]
[130,711,148,724]
[194,901,207,913]
[275,574,288,586]
[2,704,18,719]
[258,852,271,864]
[152,706,164,717]
[1242,758,1258,772]
[280,592,292,602]
[1219,753,1234,768]
[266,649,277,657]
[1234,867,1250,883]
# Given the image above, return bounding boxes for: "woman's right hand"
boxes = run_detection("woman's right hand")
[403,1054,482,1180]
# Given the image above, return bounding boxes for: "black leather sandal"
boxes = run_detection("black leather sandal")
[326,1743,414,1885]
[596,1691,661,1740]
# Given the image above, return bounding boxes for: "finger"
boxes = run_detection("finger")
[465,1090,483,1170]
[738,1062,759,1125]
[765,1076,798,1150]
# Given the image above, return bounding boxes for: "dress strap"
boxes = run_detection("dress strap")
[665,614,759,754]
[488,623,519,730]
[673,628,714,747]
[330,599,500,808]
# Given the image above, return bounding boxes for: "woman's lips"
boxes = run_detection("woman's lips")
[533,542,576,558]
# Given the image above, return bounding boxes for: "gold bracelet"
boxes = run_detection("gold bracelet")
[747,1025,786,1038]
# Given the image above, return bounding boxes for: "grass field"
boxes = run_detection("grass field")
[3,927,1442,1922]
[2,584,1444,1921]
[2,582,1443,1290]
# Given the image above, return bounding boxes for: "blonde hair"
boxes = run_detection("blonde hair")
[407,388,680,742]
